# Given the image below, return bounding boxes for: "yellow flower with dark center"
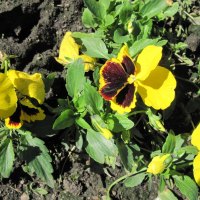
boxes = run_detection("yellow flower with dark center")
[99,45,176,113]
[191,123,200,186]
[147,154,171,175]
[0,70,45,129]
[55,32,95,72]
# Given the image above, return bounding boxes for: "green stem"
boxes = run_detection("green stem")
[173,161,193,170]
[183,11,196,24]
[127,110,146,117]
[106,170,146,199]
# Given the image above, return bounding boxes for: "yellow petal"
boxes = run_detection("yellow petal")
[0,73,17,118]
[5,118,23,129]
[136,45,162,80]
[191,123,200,150]
[7,70,45,104]
[20,99,45,122]
[147,154,171,175]
[79,54,96,72]
[193,153,200,186]
[55,32,79,65]
[117,45,133,63]
[137,66,176,110]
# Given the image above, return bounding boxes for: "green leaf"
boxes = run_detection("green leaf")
[174,134,185,151]
[162,132,176,153]
[173,175,198,200]
[0,127,9,140]
[119,2,133,23]
[33,188,48,195]
[75,117,92,130]
[121,130,131,143]
[123,173,146,187]
[93,66,100,87]
[84,0,106,19]
[159,175,166,192]
[19,131,54,188]
[163,2,179,18]
[53,109,75,130]
[72,32,104,39]
[43,72,56,93]
[114,29,130,44]
[81,38,110,59]
[74,93,87,113]
[116,140,134,171]
[177,146,198,156]
[107,113,134,133]
[140,0,169,19]
[84,82,103,114]
[0,138,14,178]
[104,14,115,26]
[82,8,97,28]
[66,59,85,99]
[158,188,178,200]
[100,0,110,11]
[85,130,117,164]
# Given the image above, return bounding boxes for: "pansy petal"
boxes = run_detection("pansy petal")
[137,66,176,110]
[100,82,125,100]
[193,153,200,186]
[7,70,45,104]
[99,59,127,100]
[110,84,137,114]
[191,123,200,150]
[117,45,135,75]
[79,54,96,72]
[0,73,17,118]
[136,45,162,80]
[20,99,45,123]
[99,58,127,87]
[55,32,79,65]
[5,105,22,129]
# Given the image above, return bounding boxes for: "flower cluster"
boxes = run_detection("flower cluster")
[0,70,45,129]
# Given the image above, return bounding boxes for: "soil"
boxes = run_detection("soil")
[0,0,159,199]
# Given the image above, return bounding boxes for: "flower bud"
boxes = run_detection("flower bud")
[147,154,171,175]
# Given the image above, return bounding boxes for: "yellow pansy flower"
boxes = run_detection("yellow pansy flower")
[7,70,45,104]
[0,73,17,118]
[191,123,200,186]
[99,45,176,114]
[147,154,171,175]
[0,70,45,129]
[55,32,95,72]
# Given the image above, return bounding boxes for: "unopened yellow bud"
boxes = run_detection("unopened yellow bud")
[147,154,171,175]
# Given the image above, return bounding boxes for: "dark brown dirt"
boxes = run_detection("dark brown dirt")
[0,0,158,199]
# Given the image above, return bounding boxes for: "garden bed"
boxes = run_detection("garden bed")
[0,0,199,199]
